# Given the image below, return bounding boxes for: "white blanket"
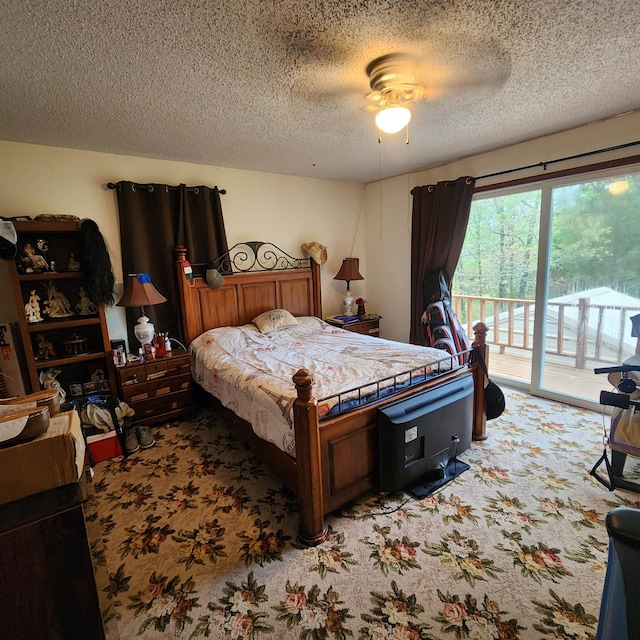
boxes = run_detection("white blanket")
[190,316,455,455]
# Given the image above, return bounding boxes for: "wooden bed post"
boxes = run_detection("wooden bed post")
[292,368,328,546]
[472,322,489,441]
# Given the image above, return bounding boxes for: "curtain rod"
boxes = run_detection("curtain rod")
[477,139,640,181]
[107,182,226,194]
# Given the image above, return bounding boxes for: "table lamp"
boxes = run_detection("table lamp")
[117,273,167,348]
[333,258,364,316]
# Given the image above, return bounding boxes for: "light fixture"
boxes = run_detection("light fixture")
[608,180,630,195]
[333,258,364,316]
[375,104,411,134]
[117,273,167,348]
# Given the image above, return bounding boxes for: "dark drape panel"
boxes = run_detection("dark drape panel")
[115,182,228,350]
[410,176,476,345]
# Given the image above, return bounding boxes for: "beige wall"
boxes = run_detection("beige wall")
[2,109,639,348]
[364,110,640,342]
[0,141,366,344]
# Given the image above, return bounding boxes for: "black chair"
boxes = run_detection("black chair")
[596,507,640,639]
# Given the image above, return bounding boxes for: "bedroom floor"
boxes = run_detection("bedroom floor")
[85,390,639,639]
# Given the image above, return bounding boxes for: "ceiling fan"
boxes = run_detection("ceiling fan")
[361,47,510,134]
[363,53,424,134]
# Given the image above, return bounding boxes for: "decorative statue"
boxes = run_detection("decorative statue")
[20,242,50,273]
[35,333,56,360]
[75,287,97,315]
[355,297,367,317]
[43,281,74,318]
[24,289,43,323]
[67,251,80,271]
[39,367,66,402]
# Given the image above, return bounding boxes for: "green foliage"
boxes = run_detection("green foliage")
[456,174,640,300]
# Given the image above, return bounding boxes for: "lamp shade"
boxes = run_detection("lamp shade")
[333,258,364,283]
[117,274,167,308]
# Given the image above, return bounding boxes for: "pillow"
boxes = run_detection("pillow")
[252,309,298,334]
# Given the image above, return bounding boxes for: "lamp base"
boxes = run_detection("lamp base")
[341,290,355,316]
[134,316,155,347]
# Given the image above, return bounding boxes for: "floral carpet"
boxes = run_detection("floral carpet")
[85,389,640,639]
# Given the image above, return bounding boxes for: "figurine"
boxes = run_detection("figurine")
[39,367,66,402]
[24,289,43,323]
[20,242,50,273]
[355,297,367,317]
[42,281,74,318]
[35,333,56,360]
[67,251,80,271]
[75,287,97,315]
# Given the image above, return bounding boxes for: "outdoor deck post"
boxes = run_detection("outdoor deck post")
[576,298,589,369]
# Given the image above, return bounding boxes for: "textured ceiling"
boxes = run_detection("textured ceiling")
[1,0,640,183]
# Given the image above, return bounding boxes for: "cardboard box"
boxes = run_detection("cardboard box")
[0,410,85,505]
[86,430,123,463]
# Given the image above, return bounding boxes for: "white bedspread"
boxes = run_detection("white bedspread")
[190,316,456,455]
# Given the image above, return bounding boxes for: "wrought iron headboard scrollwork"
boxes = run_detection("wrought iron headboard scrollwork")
[203,241,311,275]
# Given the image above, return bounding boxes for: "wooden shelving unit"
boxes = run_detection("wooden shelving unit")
[6,219,116,399]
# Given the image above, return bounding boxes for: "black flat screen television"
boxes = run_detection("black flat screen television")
[378,372,473,492]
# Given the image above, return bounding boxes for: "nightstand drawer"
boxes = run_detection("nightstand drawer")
[147,372,192,397]
[344,319,379,336]
[119,365,147,385]
[145,361,168,377]
[167,358,191,375]
[133,389,194,418]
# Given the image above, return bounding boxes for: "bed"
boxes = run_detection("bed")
[175,242,488,545]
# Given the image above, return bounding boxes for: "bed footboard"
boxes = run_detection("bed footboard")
[292,323,489,546]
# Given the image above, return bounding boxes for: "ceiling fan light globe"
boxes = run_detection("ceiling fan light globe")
[375,106,411,134]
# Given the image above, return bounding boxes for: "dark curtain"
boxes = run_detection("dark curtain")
[410,176,476,345]
[115,182,228,351]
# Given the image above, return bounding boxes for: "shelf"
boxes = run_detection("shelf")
[18,271,84,281]
[13,219,81,233]
[27,317,101,333]
[33,351,108,370]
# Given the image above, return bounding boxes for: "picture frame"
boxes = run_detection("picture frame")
[83,381,97,394]
[98,380,111,392]
[69,382,84,397]
[88,362,105,382]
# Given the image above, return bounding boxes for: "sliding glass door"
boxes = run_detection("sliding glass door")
[455,166,640,409]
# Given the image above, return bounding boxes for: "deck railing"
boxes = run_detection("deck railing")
[453,295,640,369]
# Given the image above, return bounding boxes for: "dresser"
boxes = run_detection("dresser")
[114,349,195,425]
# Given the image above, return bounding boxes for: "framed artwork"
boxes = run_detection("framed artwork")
[88,362,105,382]
[83,381,97,394]
[69,382,84,397]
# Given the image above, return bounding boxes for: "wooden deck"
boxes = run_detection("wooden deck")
[487,347,615,407]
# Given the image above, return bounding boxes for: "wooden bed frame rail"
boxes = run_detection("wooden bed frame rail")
[175,244,489,546]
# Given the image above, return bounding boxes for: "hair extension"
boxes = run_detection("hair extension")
[79,219,116,306]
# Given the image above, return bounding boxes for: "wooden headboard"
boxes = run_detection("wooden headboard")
[175,243,322,345]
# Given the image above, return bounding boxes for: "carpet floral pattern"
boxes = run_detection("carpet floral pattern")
[85,389,640,639]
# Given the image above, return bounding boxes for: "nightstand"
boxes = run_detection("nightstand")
[325,316,380,337]
[115,349,195,425]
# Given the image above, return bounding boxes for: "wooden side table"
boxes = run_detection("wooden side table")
[115,348,196,425]
[325,316,380,337]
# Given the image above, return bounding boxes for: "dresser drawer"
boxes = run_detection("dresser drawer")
[167,358,191,376]
[147,372,192,397]
[121,382,150,403]
[132,389,194,419]
[119,364,147,385]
